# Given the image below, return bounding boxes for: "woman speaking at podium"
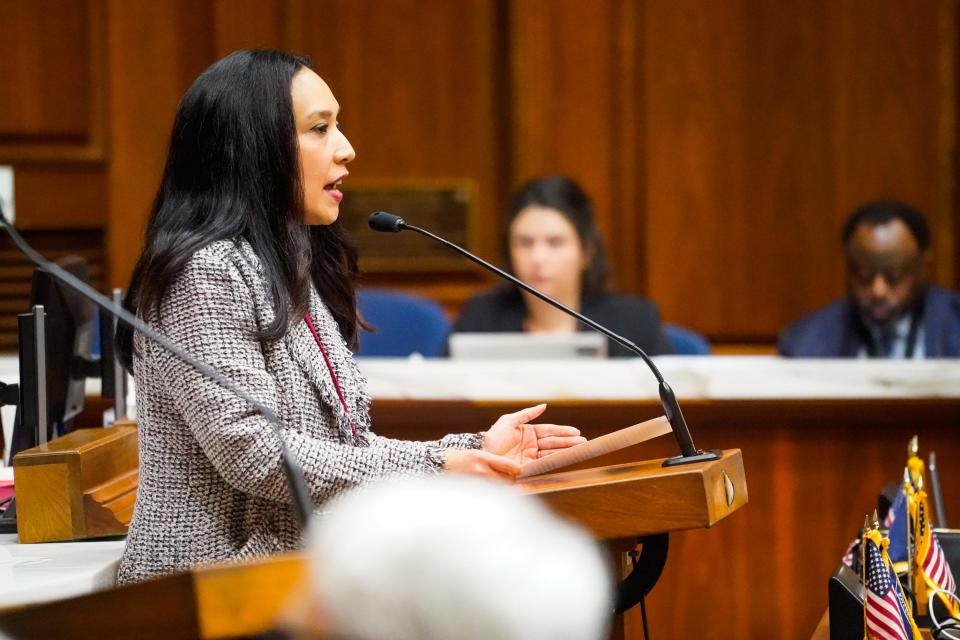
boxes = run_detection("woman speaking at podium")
[114,50,584,584]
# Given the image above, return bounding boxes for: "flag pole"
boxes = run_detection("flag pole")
[904,467,914,588]
[862,515,870,640]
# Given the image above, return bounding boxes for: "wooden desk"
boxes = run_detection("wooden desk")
[5,356,958,638]
[359,357,960,640]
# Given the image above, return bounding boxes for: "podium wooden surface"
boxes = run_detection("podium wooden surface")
[520,448,746,539]
[0,450,746,640]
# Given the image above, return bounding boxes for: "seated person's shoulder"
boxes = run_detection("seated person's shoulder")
[588,293,661,318]
[925,286,960,334]
[454,288,521,332]
[778,297,849,356]
[585,293,673,355]
[928,285,960,310]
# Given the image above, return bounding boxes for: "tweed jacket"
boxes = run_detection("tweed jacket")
[117,240,482,584]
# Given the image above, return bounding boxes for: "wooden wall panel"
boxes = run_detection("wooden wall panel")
[509,0,647,291]
[0,0,106,163]
[282,0,506,295]
[0,0,91,140]
[212,0,285,57]
[104,0,216,288]
[371,397,960,639]
[643,0,952,341]
[2,0,957,340]
[14,165,106,229]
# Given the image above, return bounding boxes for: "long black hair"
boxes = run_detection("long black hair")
[118,49,362,368]
[503,175,610,299]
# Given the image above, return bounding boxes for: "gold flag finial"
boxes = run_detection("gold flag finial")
[909,435,919,456]
[872,509,880,530]
[864,514,872,531]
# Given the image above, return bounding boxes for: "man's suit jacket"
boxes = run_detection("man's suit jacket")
[778,286,960,358]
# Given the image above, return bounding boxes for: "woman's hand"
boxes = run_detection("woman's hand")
[483,404,586,465]
[442,449,522,482]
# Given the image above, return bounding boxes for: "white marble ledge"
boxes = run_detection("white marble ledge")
[357,355,960,401]
[0,534,124,608]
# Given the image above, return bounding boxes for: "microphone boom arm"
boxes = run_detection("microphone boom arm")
[372,212,717,466]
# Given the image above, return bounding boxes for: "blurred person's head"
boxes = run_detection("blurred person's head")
[505,176,610,304]
[308,475,613,640]
[841,200,932,328]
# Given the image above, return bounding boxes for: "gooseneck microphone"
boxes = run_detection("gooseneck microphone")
[0,207,314,528]
[369,210,718,466]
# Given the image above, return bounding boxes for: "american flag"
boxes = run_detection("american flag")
[865,538,915,640]
[918,499,957,596]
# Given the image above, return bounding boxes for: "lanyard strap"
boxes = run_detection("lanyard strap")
[304,312,356,436]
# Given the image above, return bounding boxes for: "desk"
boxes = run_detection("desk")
[0,534,123,609]
[3,355,960,638]
[358,356,960,640]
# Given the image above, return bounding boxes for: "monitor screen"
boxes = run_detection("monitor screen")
[448,332,607,360]
[9,257,97,459]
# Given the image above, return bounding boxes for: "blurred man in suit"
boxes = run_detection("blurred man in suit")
[779,200,960,358]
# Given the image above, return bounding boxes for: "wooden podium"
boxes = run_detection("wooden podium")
[0,449,746,640]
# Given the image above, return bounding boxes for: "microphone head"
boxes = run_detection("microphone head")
[368,211,407,233]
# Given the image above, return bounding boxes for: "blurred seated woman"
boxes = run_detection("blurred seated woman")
[453,176,673,357]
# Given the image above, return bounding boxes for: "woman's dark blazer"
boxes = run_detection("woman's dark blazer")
[452,288,675,357]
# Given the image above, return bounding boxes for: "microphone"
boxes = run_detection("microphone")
[368,211,718,466]
[0,204,315,529]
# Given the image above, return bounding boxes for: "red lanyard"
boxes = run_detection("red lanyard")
[304,312,356,436]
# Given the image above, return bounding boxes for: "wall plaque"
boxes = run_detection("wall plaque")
[338,180,477,272]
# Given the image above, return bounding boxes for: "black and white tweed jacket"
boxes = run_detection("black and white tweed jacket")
[116,239,481,584]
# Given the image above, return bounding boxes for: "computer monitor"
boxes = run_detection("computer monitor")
[8,257,117,460]
[448,332,607,359]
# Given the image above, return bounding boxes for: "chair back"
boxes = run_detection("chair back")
[356,289,450,357]
[664,324,711,355]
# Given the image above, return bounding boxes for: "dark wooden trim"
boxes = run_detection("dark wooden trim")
[0,0,107,164]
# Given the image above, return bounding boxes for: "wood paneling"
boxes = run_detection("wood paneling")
[0,0,956,342]
[14,165,106,229]
[0,0,90,140]
[212,0,284,57]
[370,396,960,639]
[509,0,646,291]
[643,0,952,341]
[0,0,106,162]
[104,0,216,288]
[289,0,506,262]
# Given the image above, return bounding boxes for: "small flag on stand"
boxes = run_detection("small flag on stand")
[911,486,959,618]
[862,527,922,640]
